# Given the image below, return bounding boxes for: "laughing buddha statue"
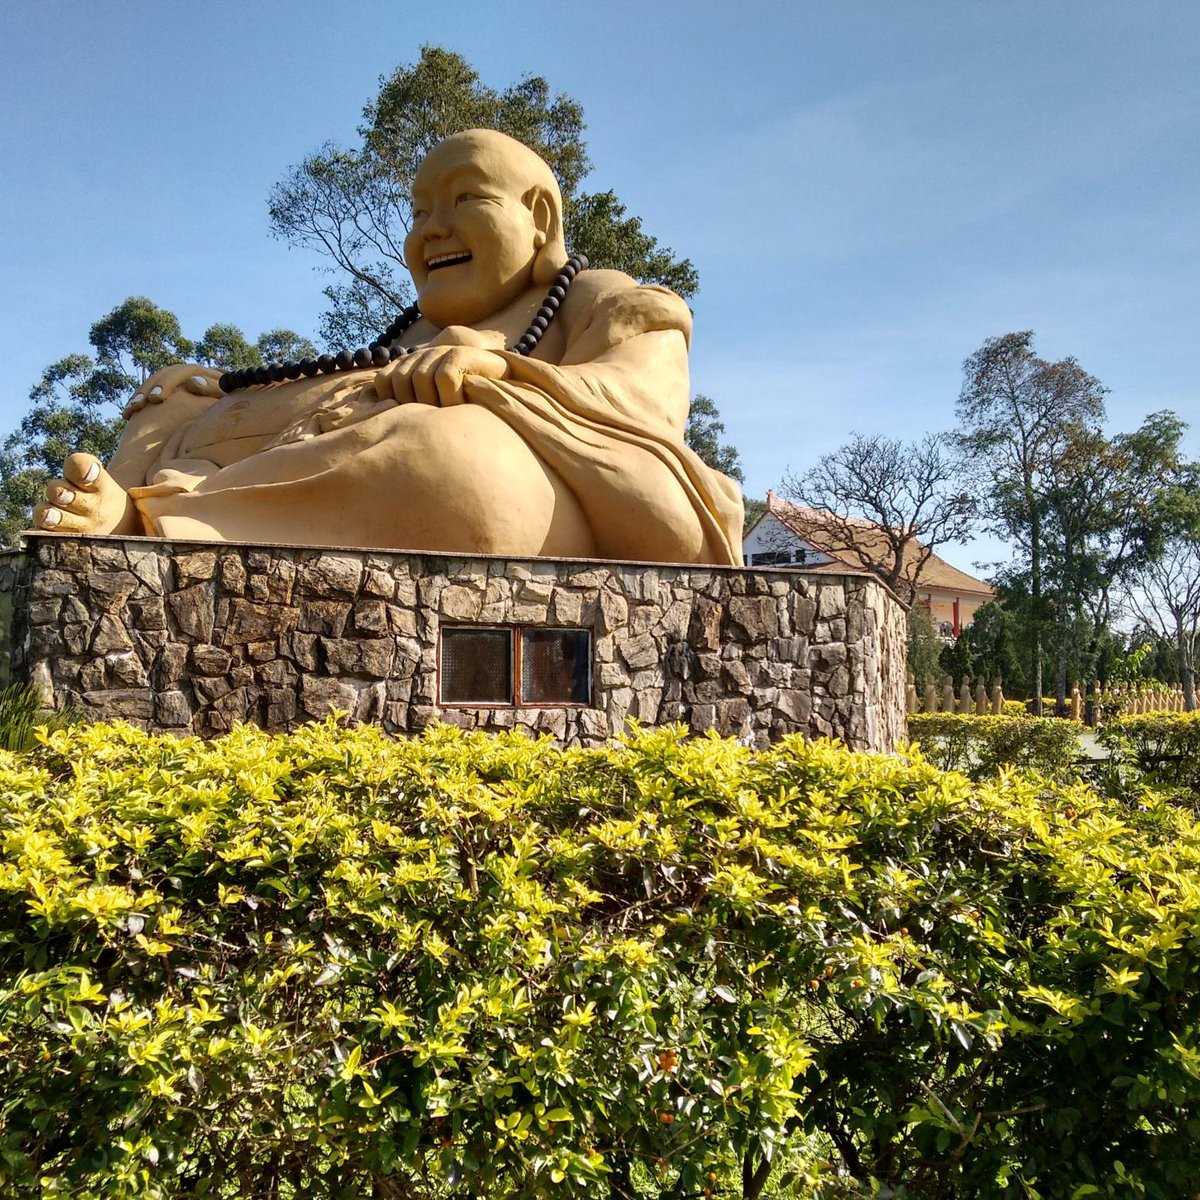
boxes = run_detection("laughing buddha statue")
[34,130,743,566]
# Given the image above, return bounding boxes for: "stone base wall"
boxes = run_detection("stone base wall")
[0,536,907,752]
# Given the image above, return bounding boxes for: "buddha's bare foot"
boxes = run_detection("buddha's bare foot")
[32,453,140,536]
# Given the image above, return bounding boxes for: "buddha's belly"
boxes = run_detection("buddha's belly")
[177,372,375,466]
[150,388,597,558]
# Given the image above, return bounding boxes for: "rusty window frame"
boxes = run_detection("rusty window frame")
[438,625,593,707]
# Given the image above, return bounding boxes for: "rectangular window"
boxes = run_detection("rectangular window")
[440,626,592,706]
[750,549,807,567]
[521,628,591,704]
[440,627,513,704]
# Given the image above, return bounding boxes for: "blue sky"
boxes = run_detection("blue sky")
[1,1,1196,568]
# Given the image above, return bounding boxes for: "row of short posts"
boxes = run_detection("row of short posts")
[905,678,1004,716]
[1089,681,1189,722]
[905,678,1190,722]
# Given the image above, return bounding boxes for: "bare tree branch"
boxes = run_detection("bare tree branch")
[781,432,977,604]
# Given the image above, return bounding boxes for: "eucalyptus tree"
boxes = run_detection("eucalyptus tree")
[956,332,1107,713]
[0,299,314,545]
[268,45,698,347]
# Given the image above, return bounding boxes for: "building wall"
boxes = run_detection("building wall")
[922,592,992,637]
[0,535,908,753]
[742,512,838,568]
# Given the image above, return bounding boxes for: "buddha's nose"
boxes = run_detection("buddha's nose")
[421,205,451,238]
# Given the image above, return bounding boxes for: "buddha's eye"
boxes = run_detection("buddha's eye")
[456,192,479,205]
[412,207,428,220]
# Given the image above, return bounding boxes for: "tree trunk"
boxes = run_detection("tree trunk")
[1054,596,1069,716]
[742,1149,774,1199]
[1180,622,1197,712]
[1029,499,1044,715]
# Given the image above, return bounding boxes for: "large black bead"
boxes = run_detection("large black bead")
[300,358,319,377]
[530,316,549,333]
[560,264,576,281]
[352,347,373,368]
[218,372,235,393]
[574,254,588,270]
[318,355,337,373]
[335,350,355,370]
[538,304,556,320]
[548,285,566,301]
[268,363,287,382]
[285,361,303,379]
[254,365,272,385]
[371,345,390,366]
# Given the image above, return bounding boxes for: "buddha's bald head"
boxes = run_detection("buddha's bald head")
[426,130,563,215]
[405,129,568,326]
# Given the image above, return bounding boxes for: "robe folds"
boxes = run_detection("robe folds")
[127,270,744,566]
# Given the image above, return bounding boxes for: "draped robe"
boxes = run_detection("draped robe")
[122,270,744,566]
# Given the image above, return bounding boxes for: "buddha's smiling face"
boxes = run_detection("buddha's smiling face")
[405,133,549,329]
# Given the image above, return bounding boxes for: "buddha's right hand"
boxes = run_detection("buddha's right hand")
[121,365,225,420]
[31,453,140,536]
[372,343,509,407]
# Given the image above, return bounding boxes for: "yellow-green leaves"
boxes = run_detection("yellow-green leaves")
[2,718,1200,1197]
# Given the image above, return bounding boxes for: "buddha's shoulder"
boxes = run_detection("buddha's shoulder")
[559,269,692,340]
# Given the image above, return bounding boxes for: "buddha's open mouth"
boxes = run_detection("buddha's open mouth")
[427,252,472,272]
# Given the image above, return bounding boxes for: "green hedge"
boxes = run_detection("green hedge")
[906,712,1081,780]
[1098,712,1200,798]
[2,721,1200,1198]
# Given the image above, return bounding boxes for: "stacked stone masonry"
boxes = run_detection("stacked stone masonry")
[0,536,907,752]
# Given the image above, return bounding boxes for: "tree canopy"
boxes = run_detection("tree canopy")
[268,46,698,347]
[955,332,1108,711]
[684,394,744,484]
[0,299,314,545]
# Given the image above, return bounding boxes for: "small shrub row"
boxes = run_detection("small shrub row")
[1098,711,1200,799]
[906,712,1081,780]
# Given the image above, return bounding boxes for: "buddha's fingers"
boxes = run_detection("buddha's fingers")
[121,366,224,419]
[372,360,417,405]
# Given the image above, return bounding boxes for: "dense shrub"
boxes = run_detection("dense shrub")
[906,712,1081,780]
[2,721,1200,1197]
[1097,712,1200,800]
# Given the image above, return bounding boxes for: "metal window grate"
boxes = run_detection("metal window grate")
[440,628,513,704]
[439,626,593,706]
[521,628,591,704]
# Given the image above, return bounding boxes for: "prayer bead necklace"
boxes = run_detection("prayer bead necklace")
[216,254,589,395]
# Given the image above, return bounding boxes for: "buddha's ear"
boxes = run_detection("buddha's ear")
[525,186,567,286]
